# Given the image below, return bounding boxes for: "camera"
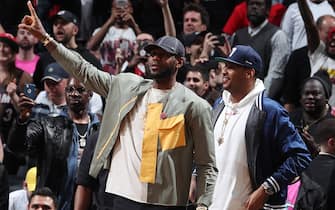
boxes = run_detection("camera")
[215,35,226,46]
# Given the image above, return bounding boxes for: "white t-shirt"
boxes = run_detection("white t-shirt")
[93,26,136,74]
[106,87,171,203]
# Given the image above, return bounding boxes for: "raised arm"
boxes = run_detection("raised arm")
[297,0,320,53]
[19,1,111,97]
[86,9,118,51]
[158,0,176,37]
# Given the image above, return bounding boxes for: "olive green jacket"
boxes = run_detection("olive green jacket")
[50,42,217,207]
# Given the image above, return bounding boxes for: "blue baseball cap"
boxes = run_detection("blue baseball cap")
[144,36,185,57]
[215,45,262,73]
[42,62,69,82]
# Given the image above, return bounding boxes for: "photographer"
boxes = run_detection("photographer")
[121,33,154,77]
[198,32,231,60]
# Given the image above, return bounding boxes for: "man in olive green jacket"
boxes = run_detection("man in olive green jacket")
[19,5,217,209]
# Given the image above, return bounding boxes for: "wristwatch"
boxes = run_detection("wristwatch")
[41,33,53,46]
[262,181,275,195]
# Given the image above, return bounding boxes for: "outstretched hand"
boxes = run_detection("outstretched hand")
[18,1,46,40]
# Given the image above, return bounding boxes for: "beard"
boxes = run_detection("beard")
[248,14,267,27]
[146,65,176,80]
[55,33,72,45]
[68,103,86,114]
[19,43,33,51]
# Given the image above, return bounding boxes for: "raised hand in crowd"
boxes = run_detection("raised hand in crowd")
[119,5,141,35]
[19,1,47,41]
[199,32,219,59]
[17,93,35,122]
[156,0,176,36]
[6,79,19,110]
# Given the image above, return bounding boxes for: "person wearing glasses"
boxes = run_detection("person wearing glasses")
[7,75,100,210]
[18,2,217,209]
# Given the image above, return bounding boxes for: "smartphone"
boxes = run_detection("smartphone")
[23,83,36,99]
[115,0,128,8]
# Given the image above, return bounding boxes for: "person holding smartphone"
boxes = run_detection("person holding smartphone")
[0,33,32,179]
[86,0,138,75]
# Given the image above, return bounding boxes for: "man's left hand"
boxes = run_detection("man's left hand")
[244,186,269,210]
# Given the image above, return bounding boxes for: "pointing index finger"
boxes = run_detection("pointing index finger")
[27,1,37,19]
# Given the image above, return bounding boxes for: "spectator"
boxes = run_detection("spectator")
[232,0,290,100]
[86,0,138,74]
[118,0,175,75]
[282,15,335,112]
[211,45,311,209]
[289,71,334,158]
[184,31,207,66]
[28,187,57,210]
[19,5,218,209]
[182,3,209,35]
[9,167,37,210]
[298,0,335,107]
[36,0,80,33]
[124,33,154,77]
[15,28,39,76]
[36,0,111,43]
[7,76,100,210]
[281,0,333,51]
[185,64,210,97]
[34,62,70,115]
[33,10,102,91]
[0,33,32,178]
[0,33,32,144]
[222,1,287,36]
[34,63,103,120]
[295,118,335,210]
[184,61,221,106]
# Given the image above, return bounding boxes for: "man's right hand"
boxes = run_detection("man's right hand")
[18,1,47,41]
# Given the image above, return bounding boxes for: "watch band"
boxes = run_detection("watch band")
[262,181,275,195]
[41,33,53,46]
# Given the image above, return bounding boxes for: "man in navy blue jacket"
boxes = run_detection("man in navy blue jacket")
[210,45,311,210]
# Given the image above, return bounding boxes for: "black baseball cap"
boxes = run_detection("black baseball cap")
[52,10,79,25]
[42,62,69,82]
[144,36,185,57]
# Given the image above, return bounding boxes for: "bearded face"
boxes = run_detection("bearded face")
[247,0,268,27]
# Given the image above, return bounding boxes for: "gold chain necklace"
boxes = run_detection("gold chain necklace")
[302,106,328,133]
[218,107,237,145]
